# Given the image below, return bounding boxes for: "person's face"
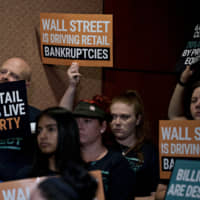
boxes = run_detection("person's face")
[0,58,30,84]
[190,87,200,120]
[30,187,45,200]
[76,117,105,146]
[37,115,58,154]
[110,102,141,141]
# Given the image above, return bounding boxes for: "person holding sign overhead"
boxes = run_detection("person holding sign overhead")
[168,64,200,120]
[156,64,200,200]
[60,63,159,198]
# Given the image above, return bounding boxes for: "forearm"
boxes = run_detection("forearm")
[168,83,186,119]
[59,85,77,111]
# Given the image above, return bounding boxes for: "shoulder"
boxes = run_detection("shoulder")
[28,105,41,122]
[15,165,33,180]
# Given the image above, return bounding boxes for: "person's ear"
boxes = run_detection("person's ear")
[136,114,142,126]
[100,121,107,134]
[25,80,31,87]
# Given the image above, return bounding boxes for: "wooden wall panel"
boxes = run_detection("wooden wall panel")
[0,0,103,110]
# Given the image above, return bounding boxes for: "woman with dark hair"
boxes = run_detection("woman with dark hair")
[30,163,97,200]
[110,90,159,197]
[16,106,84,179]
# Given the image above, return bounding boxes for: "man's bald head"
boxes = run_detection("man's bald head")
[0,57,32,85]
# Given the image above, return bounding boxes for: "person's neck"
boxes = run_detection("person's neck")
[116,133,138,148]
[48,155,57,172]
[81,142,108,163]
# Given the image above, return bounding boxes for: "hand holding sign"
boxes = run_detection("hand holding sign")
[67,62,81,87]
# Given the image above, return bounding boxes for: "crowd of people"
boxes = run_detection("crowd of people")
[0,58,198,200]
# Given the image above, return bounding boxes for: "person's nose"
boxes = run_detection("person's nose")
[38,129,47,139]
[76,119,83,129]
[195,99,200,107]
[113,116,121,125]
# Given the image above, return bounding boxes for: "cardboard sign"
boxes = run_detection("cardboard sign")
[0,170,104,200]
[165,159,200,200]
[159,120,200,179]
[0,177,45,199]
[0,80,30,151]
[135,196,155,200]
[176,24,200,74]
[90,170,105,200]
[40,13,113,67]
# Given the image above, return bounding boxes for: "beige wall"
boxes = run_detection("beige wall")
[0,0,103,110]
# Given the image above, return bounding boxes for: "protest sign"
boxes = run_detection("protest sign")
[40,13,113,67]
[159,120,200,179]
[165,159,200,200]
[0,80,30,151]
[176,24,200,74]
[0,177,45,200]
[0,170,104,200]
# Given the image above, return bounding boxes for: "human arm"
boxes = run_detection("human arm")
[154,183,167,200]
[59,62,81,111]
[168,65,193,120]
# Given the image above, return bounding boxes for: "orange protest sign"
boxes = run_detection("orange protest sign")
[0,171,104,200]
[89,170,105,200]
[0,177,45,199]
[40,13,113,67]
[135,196,155,200]
[159,120,200,179]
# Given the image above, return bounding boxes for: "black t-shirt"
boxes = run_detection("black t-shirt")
[86,149,136,200]
[115,142,160,197]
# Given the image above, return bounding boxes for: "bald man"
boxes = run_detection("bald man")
[0,57,40,122]
[0,57,40,181]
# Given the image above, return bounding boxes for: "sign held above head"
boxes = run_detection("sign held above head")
[40,13,113,67]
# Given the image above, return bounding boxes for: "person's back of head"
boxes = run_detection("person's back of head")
[31,163,97,200]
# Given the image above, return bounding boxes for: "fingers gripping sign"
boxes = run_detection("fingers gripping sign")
[67,62,81,87]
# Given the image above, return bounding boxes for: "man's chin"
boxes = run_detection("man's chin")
[0,80,8,83]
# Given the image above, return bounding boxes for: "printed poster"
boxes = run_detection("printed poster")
[165,159,200,200]
[159,120,200,179]
[0,170,104,200]
[176,24,200,74]
[0,80,30,151]
[40,13,113,67]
